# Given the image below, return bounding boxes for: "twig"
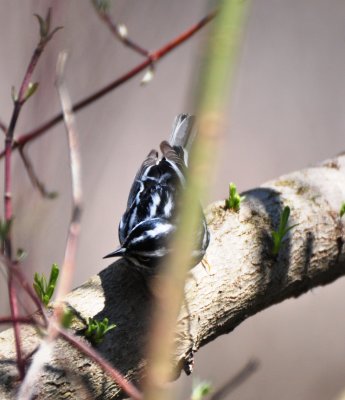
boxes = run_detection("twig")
[0,11,216,158]
[94,5,150,57]
[0,119,7,134]
[209,360,259,400]
[0,316,37,325]
[2,10,60,380]
[54,51,83,303]
[3,9,60,256]
[8,272,25,378]
[58,327,143,400]
[19,146,57,199]
[11,262,49,326]
[18,52,84,400]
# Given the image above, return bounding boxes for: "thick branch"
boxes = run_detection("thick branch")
[1,154,345,399]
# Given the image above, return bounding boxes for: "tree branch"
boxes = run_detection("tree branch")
[1,154,345,399]
[0,11,216,159]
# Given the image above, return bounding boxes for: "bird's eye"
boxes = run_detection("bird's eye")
[138,256,150,263]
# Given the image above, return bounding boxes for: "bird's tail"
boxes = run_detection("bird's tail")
[169,113,196,150]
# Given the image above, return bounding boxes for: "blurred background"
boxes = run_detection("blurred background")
[1,1,345,399]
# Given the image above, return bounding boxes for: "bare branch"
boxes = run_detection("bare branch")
[0,11,216,158]
[19,146,57,199]
[18,52,84,400]
[209,360,259,400]
[0,119,7,135]
[93,2,150,58]
[55,51,83,302]
[2,11,61,379]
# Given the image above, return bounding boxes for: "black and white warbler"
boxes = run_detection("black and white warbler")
[104,114,210,269]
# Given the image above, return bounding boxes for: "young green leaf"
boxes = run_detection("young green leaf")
[0,218,13,244]
[33,263,60,306]
[84,317,116,345]
[340,202,345,217]
[191,380,213,400]
[61,307,74,329]
[34,9,62,44]
[92,0,111,13]
[225,182,245,211]
[271,206,298,256]
[23,82,39,103]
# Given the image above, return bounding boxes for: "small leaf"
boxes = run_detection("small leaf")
[34,9,62,43]
[11,86,18,103]
[92,0,111,13]
[84,317,116,345]
[61,307,74,328]
[34,13,47,38]
[117,24,128,38]
[141,67,154,86]
[225,182,244,212]
[33,281,43,302]
[48,263,59,287]
[43,294,50,306]
[47,191,59,199]
[280,206,290,232]
[16,248,27,261]
[192,380,213,400]
[271,206,298,256]
[45,26,63,42]
[32,264,60,307]
[340,202,345,217]
[23,82,39,103]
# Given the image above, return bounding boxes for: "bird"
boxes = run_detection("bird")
[103,113,210,270]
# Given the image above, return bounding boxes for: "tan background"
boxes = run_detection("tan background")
[1,1,345,399]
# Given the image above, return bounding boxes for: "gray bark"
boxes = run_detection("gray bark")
[1,154,345,399]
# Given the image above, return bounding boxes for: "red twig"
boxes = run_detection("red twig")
[2,10,61,381]
[11,263,49,326]
[8,273,25,378]
[18,53,84,400]
[4,37,48,253]
[0,316,36,325]
[58,327,143,400]
[0,11,216,158]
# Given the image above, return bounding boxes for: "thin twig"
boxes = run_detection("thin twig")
[94,6,149,57]
[8,272,25,378]
[58,327,143,400]
[0,119,7,134]
[54,51,143,400]
[0,316,36,325]
[4,8,60,255]
[54,51,83,302]
[19,146,57,199]
[0,119,55,199]
[0,11,216,158]
[3,10,60,380]
[18,52,84,400]
[11,263,49,326]
[209,360,259,400]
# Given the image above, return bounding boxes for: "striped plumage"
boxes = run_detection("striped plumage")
[104,114,210,269]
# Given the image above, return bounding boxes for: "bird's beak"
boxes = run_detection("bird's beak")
[103,247,125,259]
